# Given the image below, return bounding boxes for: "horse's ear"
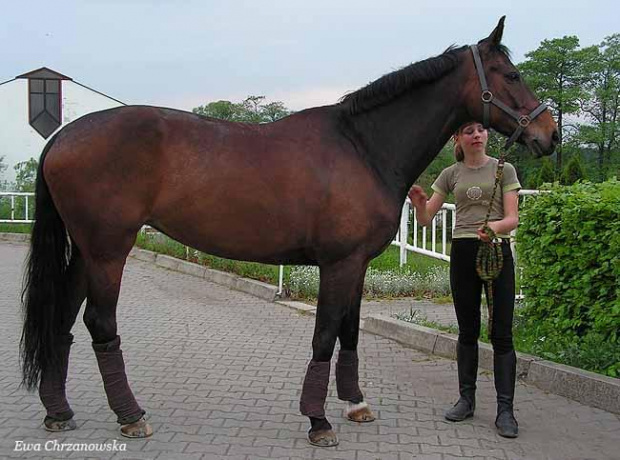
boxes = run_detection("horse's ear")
[480,16,505,46]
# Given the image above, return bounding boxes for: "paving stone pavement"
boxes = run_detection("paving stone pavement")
[1,242,619,460]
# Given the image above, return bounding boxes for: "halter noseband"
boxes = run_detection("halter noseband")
[470,45,548,150]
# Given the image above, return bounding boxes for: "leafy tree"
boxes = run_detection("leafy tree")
[560,154,586,185]
[576,34,620,180]
[14,158,38,192]
[0,156,8,192]
[537,158,556,187]
[193,96,291,123]
[518,36,585,173]
[262,101,291,122]
[193,100,242,121]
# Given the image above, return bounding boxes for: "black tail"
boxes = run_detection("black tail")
[20,133,72,390]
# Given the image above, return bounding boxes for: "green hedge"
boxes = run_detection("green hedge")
[518,180,620,342]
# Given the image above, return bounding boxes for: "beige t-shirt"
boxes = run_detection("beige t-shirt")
[431,158,521,239]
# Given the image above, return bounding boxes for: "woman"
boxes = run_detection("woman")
[408,121,520,438]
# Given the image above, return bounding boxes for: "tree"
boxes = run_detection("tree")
[193,100,242,121]
[262,101,291,122]
[192,96,291,123]
[576,34,620,180]
[537,158,556,187]
[518,36,586,173]
[14,158,38,192]
[560,154,586,185]
[0,155,8,191]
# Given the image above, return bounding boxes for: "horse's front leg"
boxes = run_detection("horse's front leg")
[300,257,368,447]
[336,286,376,424]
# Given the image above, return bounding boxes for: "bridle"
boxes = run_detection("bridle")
[470,44,548,150]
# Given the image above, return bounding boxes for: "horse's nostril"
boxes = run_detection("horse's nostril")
[552,130,560,143]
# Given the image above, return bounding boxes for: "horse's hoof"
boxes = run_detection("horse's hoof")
[308,429,339,447]
[346,402,376,423]
[120,417,153,438]
[44,417,77,432]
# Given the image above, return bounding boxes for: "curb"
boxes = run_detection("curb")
[2,234,618,415]
[362,313,620,415]
[129,248,278,302]
[0,232,30,243]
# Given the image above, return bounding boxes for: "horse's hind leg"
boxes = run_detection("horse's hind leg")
[81,240,152,438]
[336,275,376,424]
[40,248,86,432]
[301,257,367,447]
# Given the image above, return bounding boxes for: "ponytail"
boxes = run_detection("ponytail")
[454,143,464,162]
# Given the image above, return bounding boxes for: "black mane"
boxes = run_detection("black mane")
[340,45,468,115]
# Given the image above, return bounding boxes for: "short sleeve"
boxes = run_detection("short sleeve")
[431,166,453,197]
[502,162,521,193]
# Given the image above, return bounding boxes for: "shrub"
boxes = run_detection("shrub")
[517,179,620,342]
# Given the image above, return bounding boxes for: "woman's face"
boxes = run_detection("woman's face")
[455,123,488,156]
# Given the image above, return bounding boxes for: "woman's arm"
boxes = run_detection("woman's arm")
[408,186,446,227]
[477,190,519,241]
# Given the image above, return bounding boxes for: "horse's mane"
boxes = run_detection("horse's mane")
[340,44,471,115]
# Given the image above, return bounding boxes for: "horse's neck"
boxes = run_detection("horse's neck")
[347,74,467,201]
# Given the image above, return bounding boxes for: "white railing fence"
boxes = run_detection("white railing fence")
[0,192,35,223]
[0,190,541,297]
[390,189,541,266]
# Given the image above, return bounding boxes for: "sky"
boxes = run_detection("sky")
[1,1,618,112]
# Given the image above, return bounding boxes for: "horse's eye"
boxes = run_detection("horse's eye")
[506,72,520,82]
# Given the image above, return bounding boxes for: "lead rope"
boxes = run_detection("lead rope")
[475,151,508,337]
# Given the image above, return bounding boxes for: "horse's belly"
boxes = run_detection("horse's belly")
[150,207,314,265]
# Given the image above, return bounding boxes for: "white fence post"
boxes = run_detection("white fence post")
[399,200,409,267]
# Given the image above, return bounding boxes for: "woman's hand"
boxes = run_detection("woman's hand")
[477,222,499,242]
[408,185,428,210]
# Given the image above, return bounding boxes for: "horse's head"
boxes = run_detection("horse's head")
[462,17,559,157]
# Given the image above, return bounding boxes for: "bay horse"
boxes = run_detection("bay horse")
[21,17,557,447]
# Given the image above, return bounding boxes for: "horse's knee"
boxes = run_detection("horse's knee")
[83,307,117,343]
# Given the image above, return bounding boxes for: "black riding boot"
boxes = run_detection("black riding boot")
[445,342,478,422]
[494,350,518,438]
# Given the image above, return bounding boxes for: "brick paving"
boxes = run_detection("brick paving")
[1,241,619,460]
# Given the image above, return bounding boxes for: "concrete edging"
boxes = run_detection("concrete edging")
[0,232,30,243]
[130,248,278,302]
[362,313,620,415]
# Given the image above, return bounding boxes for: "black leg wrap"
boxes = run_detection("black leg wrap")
[300,360,330,418]
[39,333,74,421]
[336,349,363,402]
[92,336,144,425]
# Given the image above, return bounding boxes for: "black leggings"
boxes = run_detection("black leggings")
[450,239,515,355]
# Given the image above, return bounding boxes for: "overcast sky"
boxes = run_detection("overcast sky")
[2,1,617,111]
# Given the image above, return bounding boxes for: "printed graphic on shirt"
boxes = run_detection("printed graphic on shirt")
[466,186,483,201]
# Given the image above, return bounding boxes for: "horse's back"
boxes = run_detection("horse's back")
[42,105,399,264]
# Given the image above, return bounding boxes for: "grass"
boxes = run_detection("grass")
[135,232,451,300]
[0,223,32,233]
[135,232,289,285]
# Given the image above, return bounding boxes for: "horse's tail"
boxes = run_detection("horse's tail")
[20,133,72,391]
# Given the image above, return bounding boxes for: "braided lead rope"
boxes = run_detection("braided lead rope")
[476,153,508,337]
